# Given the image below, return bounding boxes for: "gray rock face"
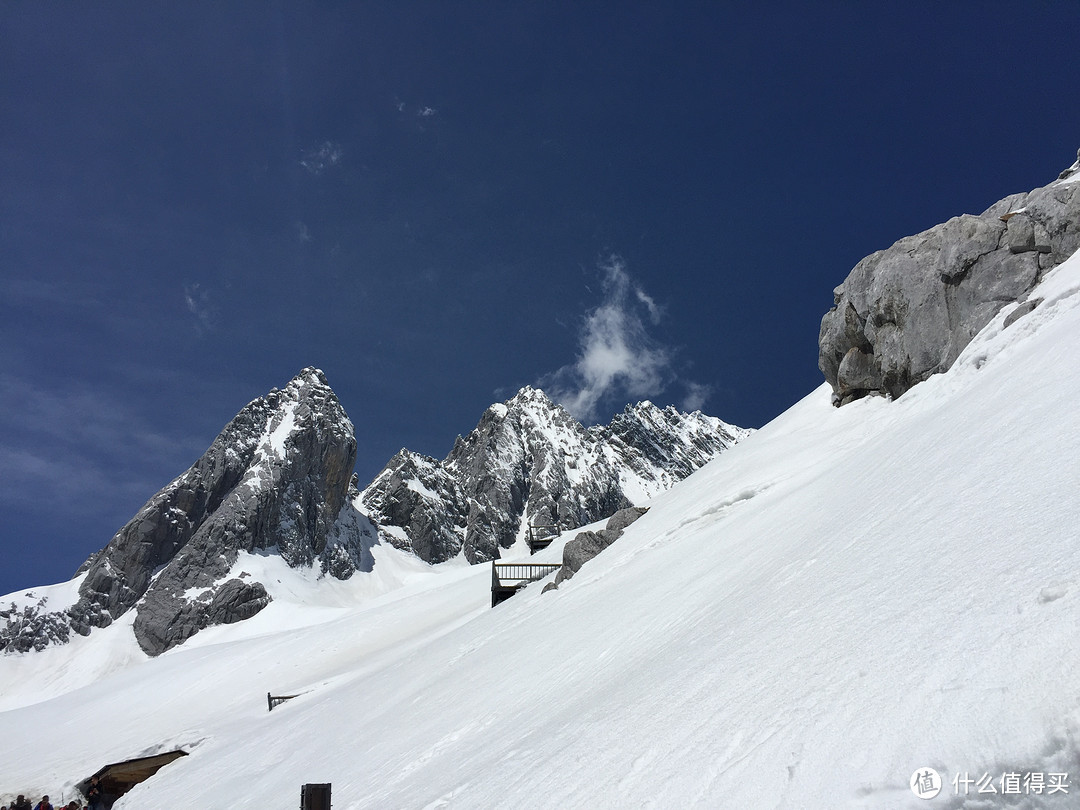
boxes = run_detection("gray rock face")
[820,153,1080,405]
[0,596,74,653]
[362,388,748,565]
[545,506,650,591]
[445,388,630,563]
[595,401,751,492]
[360,449,468,563]
[1,368,376,657]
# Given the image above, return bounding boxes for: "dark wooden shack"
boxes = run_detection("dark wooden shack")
[76,750,188,808]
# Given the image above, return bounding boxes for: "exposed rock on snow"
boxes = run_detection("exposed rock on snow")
[544,505,650,591]
[595,401,747,493]
[0,368,375,657]
[446,387,628,563]
[0,596,74,653]
[361,387,747,564]
[819,149,1080,405]
[359,449,468,563]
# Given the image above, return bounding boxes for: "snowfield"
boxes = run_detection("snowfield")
[4,253,1080,808]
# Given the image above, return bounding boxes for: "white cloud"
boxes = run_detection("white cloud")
[680,381,713,413]
[635,287,663,325]
[540,255,675,422]
[540,255,715,422]
[300,141,344,175]
[184,283,215,336]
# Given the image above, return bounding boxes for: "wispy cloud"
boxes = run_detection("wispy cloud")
[0,373,209,527]
[680,381,713,413]
[300,140,344,175]
[540,255,690,422]
[394,97,438,119]
[539,255,714,422]
[184,282,216,336]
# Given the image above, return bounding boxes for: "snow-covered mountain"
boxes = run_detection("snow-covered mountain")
[0,368,375,657]
[3,157,1080,809]
[1,378,745,658]
[361,386,748,563]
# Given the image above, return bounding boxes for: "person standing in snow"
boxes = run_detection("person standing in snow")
[32,797,52,810]
[85,776,102,810]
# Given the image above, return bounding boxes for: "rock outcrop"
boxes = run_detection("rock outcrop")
[543,506,650,592]
[820,150,1080,405]
[0,368,376,656]
[0,596,75,654]
[359,449,469,564]
[361,388,749,564]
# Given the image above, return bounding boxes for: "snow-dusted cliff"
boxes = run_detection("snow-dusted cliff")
[1,368,375,656]
[360,386,749,563]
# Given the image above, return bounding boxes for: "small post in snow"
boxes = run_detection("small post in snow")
[301,782,332,809]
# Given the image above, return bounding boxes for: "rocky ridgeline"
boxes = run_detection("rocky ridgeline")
[1,375,746,656]
[598,401,746,492]
[1,368,375,656]
[820,150,1080,405]
[361,387,749,565]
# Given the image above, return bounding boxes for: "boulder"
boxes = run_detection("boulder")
[549,506,649,589]
[819,153,1080,404]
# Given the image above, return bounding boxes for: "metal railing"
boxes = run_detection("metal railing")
[527,523,561,554]
[492,562,562,587]
[268,692,299,712]
[491,562,562,607]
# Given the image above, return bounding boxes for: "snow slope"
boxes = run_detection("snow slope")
[3,254,1080,808]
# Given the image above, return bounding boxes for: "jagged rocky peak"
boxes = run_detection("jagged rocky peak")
[820,148,1080,406]
[1,367,375,657]
[446,385,628,563]
[360,448,467,564]
[361,385,750,566]
[598,401,751,493]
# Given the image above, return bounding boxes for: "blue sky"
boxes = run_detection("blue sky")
[2,2,1078,597]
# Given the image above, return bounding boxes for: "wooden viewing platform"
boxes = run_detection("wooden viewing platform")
[491,562,561,607]
[526,523,561,554]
